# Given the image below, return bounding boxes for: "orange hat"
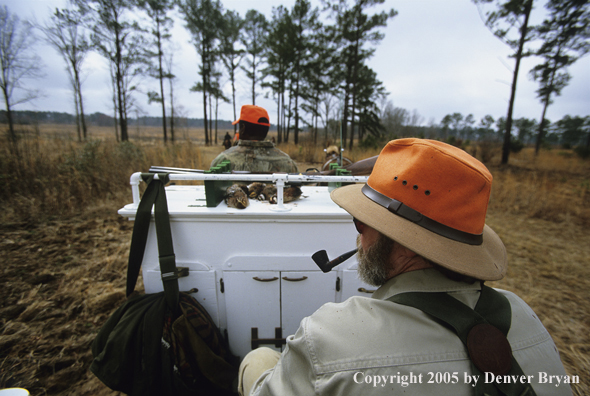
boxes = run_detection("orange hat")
[331,138,507,281]
[232,105,270,126]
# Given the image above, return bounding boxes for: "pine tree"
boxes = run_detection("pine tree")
[530,0,590,154]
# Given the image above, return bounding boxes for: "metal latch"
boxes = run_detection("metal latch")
[161,267,189,281]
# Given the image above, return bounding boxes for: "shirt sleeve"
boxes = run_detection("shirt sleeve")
[250,318,317,395]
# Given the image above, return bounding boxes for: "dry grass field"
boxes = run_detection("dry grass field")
[1,124,589,395]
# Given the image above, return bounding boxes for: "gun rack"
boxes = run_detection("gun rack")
[128,161,368,212]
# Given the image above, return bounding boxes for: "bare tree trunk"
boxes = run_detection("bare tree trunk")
[231,69,237,134]
[166,55,175,142]
[73,88,82,142]
[278,72,285,144]
[348,28,362,151]
[251,52,256,105]
[285,90,293,143]
[276,90,281,143]
[314,101,320,145]
[294,76,299,145]
[113,97,119,143]
[535,100,549,155]
[169,81,175,142]
[502,0,532,164]
[155,15,168,144]
[75,69,87,140]
[114,23,128,141]
[349,104,356,150]
[201,48,209,145]
[4,95,16,143]
[215,96,220,144]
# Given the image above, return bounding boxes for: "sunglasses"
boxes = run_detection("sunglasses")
[353,218,365,234]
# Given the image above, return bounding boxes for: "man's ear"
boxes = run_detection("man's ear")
[395,242,420,259]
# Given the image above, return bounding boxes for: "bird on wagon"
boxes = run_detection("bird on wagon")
[225,184,249,209]
[247,182,267,200]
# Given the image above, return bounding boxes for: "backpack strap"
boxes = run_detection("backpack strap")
[388,285,537,396]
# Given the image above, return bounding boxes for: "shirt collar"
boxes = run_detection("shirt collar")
[371,268,482,301]
[238,140,274,148]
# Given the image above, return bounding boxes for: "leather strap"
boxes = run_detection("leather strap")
[361,184,483,245]
[388,285,537,396]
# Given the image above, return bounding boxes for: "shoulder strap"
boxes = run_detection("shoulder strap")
[388,286,537,396]
[126,173,179,311]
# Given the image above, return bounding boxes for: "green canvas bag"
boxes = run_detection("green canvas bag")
[90,173,238,396]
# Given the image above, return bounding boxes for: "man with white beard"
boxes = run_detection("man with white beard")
[238,138,572,396]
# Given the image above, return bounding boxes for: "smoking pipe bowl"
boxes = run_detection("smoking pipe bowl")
[312,248,358,273]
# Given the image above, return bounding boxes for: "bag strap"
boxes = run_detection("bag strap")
[388,285,537,396]
[126,173,180,311]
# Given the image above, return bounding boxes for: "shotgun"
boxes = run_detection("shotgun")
[150,155,378,177]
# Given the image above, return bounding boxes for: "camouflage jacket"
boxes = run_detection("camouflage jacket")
[210,140,298,173]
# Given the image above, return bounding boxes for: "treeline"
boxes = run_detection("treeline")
[375,108,590,158]
[0,111,234,129]
[1,0,396,147]
[3,108,589,158]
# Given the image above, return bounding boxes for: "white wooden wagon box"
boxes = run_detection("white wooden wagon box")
[118,171,374,360]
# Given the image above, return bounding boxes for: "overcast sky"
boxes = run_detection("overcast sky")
[3,0,590,127]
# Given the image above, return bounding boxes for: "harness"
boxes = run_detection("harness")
[388,285,537,396]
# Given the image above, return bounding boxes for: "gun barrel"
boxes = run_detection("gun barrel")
[149,166,205,174]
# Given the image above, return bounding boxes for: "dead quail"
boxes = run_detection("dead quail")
[263,185,303,204]
[248,182,266,199]
[225,184,249,209]
[262,184,277,201]
[283,186,303,202]
[236,183,249,195]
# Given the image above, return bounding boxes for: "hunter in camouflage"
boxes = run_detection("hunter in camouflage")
[211,105,298,174]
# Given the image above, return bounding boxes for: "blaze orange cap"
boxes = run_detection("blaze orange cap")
[232,105,270,126]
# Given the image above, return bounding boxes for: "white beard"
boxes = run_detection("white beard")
[356,234,395,287]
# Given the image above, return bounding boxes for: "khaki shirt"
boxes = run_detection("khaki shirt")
[251,269,571,395]
[210,140,298,173]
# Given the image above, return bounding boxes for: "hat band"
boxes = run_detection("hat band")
[361,184,483,246]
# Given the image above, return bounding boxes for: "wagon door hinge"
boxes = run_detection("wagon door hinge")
[220,278,224,293]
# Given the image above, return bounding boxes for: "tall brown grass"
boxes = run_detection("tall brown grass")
[276,134,382,166]
[1,127,588,229]
[0,133,208,223]
[489,148,590,227]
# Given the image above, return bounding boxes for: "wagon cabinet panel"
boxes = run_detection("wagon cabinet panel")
[224,271,281,359]
[281,271,338,338]
[118,182,375,359]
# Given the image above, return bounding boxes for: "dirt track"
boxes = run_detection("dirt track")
[1,204,132,395]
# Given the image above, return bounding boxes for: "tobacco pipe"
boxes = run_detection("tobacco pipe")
[312,248,358,273]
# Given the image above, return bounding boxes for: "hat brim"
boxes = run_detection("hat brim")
[331,184,507,281]
[231,119,271,127]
